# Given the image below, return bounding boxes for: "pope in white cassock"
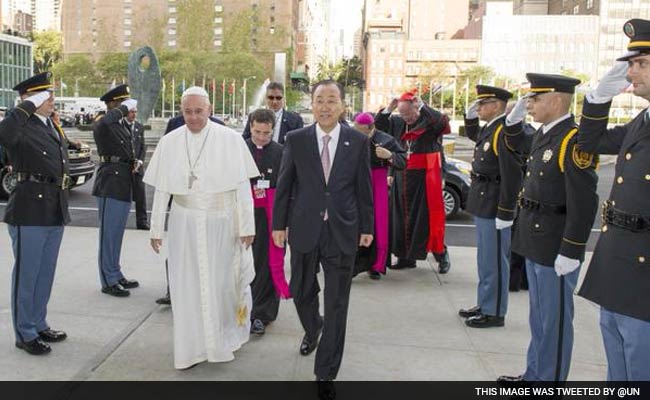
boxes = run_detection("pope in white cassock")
[144,87,260,369]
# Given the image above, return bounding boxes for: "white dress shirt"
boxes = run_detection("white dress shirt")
[316,122,341,167]
[273,109,284,142]
[542,113,572,134]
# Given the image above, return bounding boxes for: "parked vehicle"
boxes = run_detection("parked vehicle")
[443,157,471,219]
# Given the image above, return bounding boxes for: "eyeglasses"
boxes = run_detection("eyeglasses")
[267,95,283,101]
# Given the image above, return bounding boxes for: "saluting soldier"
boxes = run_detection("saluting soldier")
[0,72,70,355]
[498,74,599,383]
[93,85,140,297]
[577,19,650,381]
[459,85,524,328]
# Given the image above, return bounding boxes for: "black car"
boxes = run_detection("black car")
[0,143,95,198]
[443,157,471,219]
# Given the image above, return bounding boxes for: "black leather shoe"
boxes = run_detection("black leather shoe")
[465,314,505,328]
[458,305,482,319]
[497,375,528,387]
[137,224,150,230]
[250,319,265,335]
[38,328,67,343]
[368,270,381,280]
[317,380,336,400]
[300,325,322,356]
[156,293,171,305]
[118,278,139,289]
[16,338,51,355]
[389,259,416,270]
[101,284,130,297]
[438,252,451,274]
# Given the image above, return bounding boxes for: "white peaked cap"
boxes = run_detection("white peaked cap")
[181,86,209,100]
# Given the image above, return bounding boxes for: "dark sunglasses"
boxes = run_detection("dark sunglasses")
[267,95,283,101]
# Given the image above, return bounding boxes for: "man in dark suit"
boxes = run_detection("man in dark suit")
[242,81,304,144]
[124,107,148,230]
[272,80,373,398]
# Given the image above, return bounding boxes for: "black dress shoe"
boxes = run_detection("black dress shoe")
[465,314,505,328]
[497,375,528,387]
[458,305,482,318]
[317,380,336,400]
[156,293,171,305]
[16,338,51,355]
[438,251,451,274]
[102,284,130,297]
[136,224,150,230]
[118,278,139,289]
[250,319,265,335]
[300,325,322,356]
[38,328,67,343]
[389,258,416,270]
[368,270,381,280]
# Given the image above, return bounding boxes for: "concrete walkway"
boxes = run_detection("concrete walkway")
[0,224,606,381]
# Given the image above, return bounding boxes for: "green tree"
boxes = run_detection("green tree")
[51,54,101,97]
[32,30,62,73]
[96,52,129,83]
[176,0,216,52]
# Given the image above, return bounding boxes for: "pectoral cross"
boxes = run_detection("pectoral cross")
[188,172,197,189]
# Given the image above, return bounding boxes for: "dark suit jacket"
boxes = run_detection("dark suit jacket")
[272,124,374,255]
[242,109,304,144]
[126,120,146,176]
[165,115,224,134]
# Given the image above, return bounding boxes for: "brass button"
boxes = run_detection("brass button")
[539,171,544,176]
[617,176,624,184]
[38,194,43,199]
[480,192,485,196]
[42,151,47,155]
[521,188,526,193]
[481,157,485,161]
[612,201,616,206]
[115,171,119,175]
[626,153,632,160]
[535,224,540,228]
[645,175,650,181]
[639,257,646,263]
[527,171,531,177]
[602,225,608,233]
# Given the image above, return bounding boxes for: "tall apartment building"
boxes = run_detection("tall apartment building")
[31,0,62,31]
[361,0,477,111]
[513,0,549,15]
[1,0,31,34]
[295,0,328,77]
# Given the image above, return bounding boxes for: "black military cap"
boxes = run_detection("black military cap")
[525,73,580,96]
[12,72,54,95]
[99,84,130,102]
[476,85,512,103]
[616,19,650,61]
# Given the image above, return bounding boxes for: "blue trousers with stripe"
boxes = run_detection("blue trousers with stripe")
[8,225,64,343]
[475,217,510,317]
[600,308,650,381]
[96,197,131,287]
[523,259,579,382]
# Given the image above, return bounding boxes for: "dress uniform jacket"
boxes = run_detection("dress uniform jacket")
[578,100,650,322]
[92,105,135,202]
[510,116,599,266]
[131,120,146,176]
[0,101,70,226]
[464,115,524,220]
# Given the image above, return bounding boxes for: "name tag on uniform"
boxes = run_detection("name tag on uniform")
[256,179,271,189]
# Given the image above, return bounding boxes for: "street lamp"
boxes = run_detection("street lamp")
[243,76,256,117]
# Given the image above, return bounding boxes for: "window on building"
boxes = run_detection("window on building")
[573,5,579,14]
[215,5,222,12]
[586,0,593,9]
[168,39,176,47]
[124,41,131,47]
[168,17,176,24]
[168,28,176,35]
[124,30,131,36]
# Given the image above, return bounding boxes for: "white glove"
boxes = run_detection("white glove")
[465,100,479,120]
[121,99,138,111]
[587,62,630,104]
[506,94,530,126]
[495,218,514,230]
[554,254,580,277]
[26,91,51,109]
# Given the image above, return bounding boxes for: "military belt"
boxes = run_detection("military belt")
[17,172,71,190]
[471,172,501,183]
[100,156,132,165]
[602,200,650,232]
[518,197,566,214]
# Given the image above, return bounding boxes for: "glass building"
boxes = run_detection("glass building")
[0,32,33,110]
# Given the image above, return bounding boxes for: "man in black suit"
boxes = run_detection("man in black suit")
[124,107,148,230]
[272,80,373,398]
[243,81,304,144]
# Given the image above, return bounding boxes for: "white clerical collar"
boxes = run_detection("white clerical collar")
[486,113,506,128]
[543,113,572,134]
[316,122,341,141]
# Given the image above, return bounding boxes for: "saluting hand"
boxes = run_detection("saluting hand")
[505,94,531,126]
[589,61,630,103]
[465,100,479,120]
[386,98,399,113]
